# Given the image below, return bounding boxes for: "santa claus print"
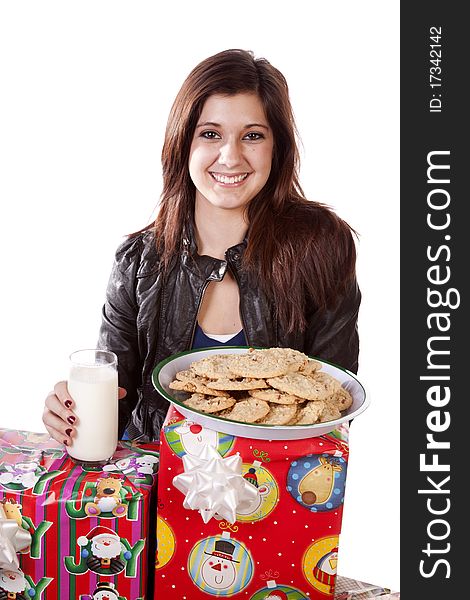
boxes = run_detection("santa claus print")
[200,539,239,590]
[0,569,27,600]
[77,526,126,575]
[91,581,119,600]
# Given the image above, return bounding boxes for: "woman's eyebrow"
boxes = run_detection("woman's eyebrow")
[244,123,269,130]
[195,121,269,129]
[196,121,220,128]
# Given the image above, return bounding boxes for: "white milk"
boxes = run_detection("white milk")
[67,364,118,463]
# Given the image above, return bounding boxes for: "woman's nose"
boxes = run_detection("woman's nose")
[218,139,242,168]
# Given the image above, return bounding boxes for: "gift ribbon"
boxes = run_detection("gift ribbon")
[0,504,32,570]
[172,445,259,524]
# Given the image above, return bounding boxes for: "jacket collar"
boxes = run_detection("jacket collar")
[181,220,247,281]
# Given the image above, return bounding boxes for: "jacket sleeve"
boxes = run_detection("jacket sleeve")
[304,278,361,374]
[97,236,143,437]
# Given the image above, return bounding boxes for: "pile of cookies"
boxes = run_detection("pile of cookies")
[168,348,353,426]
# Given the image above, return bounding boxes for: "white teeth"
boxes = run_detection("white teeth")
[211,173,248,184]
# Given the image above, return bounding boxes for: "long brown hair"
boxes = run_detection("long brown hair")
[152,49,356,333]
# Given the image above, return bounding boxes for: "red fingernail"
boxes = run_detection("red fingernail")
[67,416,76,425]
[65,400,72,408]
[65,428,72,436]
[63,439,69,446]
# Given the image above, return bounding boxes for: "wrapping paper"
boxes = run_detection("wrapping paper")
[172,445,259,524]
[334,575,400,598]
[155,406,350,598]
[0,428,159,600]
[0,502,32,571]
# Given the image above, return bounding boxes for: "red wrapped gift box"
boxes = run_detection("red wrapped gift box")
[155,406,350,599]
[0,428,159,600]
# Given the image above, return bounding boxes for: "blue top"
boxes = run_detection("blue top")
[122,324,247,440]
[191,323,247,348]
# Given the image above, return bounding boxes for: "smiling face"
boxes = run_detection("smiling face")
[92,535,121,558]
[189,93,274,214]
[0,570,26,593]
[175,421,219,456]
[200,555,237,589]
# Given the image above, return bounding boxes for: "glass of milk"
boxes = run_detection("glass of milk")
[67,349,119,465]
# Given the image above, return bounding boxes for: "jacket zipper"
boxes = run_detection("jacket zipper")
[228,263,250,346]
[188,280,210,349]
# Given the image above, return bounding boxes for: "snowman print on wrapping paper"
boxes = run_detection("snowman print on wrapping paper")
[237,461,278,522]
[287,454,347,511]
[134,454,159,475]
[0,460,44,491]
[103,454,159,477]
[188,532,253,595]
[90,581,119,600]
[201,538,238,589]
[164,419,234,458]
[175,421,218,456]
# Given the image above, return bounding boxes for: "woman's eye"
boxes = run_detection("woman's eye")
[200,131,220,139]
[244,132,264,141]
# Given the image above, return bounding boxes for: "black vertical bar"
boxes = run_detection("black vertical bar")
[401,3,466,597]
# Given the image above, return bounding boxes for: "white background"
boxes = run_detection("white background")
[0,0,399,593]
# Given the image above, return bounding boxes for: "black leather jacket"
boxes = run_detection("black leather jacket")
[98,229,361,441]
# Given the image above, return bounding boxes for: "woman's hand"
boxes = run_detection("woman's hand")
[42,381,127,446]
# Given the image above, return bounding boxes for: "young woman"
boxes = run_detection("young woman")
[43,49,361,443]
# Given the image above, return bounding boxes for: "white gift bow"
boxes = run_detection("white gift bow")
[172,445,259,524]
[0,504,32,571]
